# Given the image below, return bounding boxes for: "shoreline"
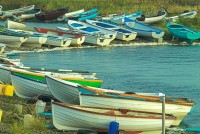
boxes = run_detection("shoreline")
[3,40,200,56]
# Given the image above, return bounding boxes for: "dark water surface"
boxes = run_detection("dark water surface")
[8,45,200,128]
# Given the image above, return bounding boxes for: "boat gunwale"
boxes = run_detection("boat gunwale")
[52,102,176,120]
[78,85,195,106]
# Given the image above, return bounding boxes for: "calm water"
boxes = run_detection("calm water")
[8,45,200,128]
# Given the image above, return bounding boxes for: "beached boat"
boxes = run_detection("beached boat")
[35,7,69,21]
[179,10,197,18]
[13,9,41,22]
[11,71,51,99]
[78,85,195,126]
[6,20,26,29]
[124,17,165,39]
[31,32,72,47]
[0,5,35,19]
[83,34,114,46]
[86,19,137,41]
[0,64,27,84]
[68,20,117,40]
[68,20,116,46]
[4,28,72,47]
[138,10,167,24]
[45,75,195,126]
[34,33,72,47]
[46,75,80,104]
[109,11,142,25]
[10,66,103,99]
[0,56,25,84]
[102,10,165,25]
[34,27,85,47]
[0,62,97,85]
[0,56,24,67]
[0,65,11,84]
[0,34,28,48]
[101,12,125,21]
[57,9,84,21]
[52,102,176,133]
[165,11,197,22]
[166,22,200,43]
[22,36,47,47]
[68,8,98,21]
[1,28,47,48]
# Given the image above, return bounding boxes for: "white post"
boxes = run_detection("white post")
[159,93,165,134]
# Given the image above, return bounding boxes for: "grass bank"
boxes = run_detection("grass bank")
[0,95,74,134]
[0,0,199,27]
[0,0,200,41]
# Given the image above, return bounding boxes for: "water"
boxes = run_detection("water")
[8,45,200,128]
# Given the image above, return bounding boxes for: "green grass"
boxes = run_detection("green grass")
[0,95,51,134]
[0,0,199,31]
[0,0,199,45]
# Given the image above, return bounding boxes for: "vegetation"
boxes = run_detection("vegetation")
[0,0,199,32]
[0,0,199,133]
[0,95,58,134]
[0,0,199,35]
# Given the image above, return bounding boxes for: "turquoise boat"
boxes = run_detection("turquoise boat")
[68,8,98,21]
[166,23,200,43]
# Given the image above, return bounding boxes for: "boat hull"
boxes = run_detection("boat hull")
[6,20,26,29]
[0,35,28,48]
[80,93,192,126]
[86,19,136,41]
[68,8,98,21]
[52,102,175,133]
[108,11,142,25]
[0,5,35,19]
[57,9,84,21]
[45,37,71,47]
[84,34,113,46]
[35,7,68,21]
[9,67,102,99]
[70,36,85,47]
[116,32,137,41]
[68,20,117,44]
[124,17,164,39]
[46,75,79,104]
[13,9,41,22]
[35,27,85,47]
[0,65,11,84]
[22,36,47,47]
[45,75,103,104]
[11,72,51,99]
[167,23,200,42]
[144,15,166,24]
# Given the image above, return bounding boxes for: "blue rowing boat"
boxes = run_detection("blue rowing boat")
[124,17,164,39]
